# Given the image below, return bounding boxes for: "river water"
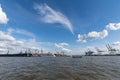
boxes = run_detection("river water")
[0,56,120,80]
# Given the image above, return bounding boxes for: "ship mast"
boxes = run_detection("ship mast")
[41,48,43,54]
[7,49,9,54]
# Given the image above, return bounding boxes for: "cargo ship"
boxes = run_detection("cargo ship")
[0,50,34,57]
[0,53,32,57]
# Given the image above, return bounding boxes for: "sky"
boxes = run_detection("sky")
[0,0,120,54]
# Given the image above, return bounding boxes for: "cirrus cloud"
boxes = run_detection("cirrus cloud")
[7,28,35,38]
[34,3,74,34]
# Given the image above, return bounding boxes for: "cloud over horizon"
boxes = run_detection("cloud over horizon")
[34,3,74,34]
[0,29,51,54]
[77,29,108,43]
[55,42,71,53]
[0,31,15,41]
[77,22,120,43]
[113,41,120,45]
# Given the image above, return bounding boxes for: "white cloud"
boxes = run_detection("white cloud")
[87,30,108,39]
[0,5,9,24]
[55,42,71,53]
[57,42,69,46]
[77,29,108,43]
[106,23,120,31]
[10,40,24,46]
[113,41,120,45]
[0,29,53,54]
[77,22,120,43]
[0,48,7,52]
[0,38,43,54]
[0,41,8,48]
[22,39,41,49]
[34,4,74,34]
[77,34,87,43]
[7,28,35,38]
[0,28,41,53]
[0,31,15,41]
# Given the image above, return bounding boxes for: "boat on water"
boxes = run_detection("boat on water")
[53,51,71,57]
[0,53,32,57]
[0,50,33,57]
[85,50,94,56]
[54,53,71,57]
[72,55,82,58]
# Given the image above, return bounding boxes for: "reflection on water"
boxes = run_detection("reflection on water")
[0,56,120,80]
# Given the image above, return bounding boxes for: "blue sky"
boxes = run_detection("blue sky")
[0,0,120,54]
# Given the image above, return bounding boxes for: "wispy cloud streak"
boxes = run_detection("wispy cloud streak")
[55,42,71,53]
[34,4,74,34]
[7,28,35,38]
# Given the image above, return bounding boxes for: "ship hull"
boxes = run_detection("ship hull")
[0,53,32,57]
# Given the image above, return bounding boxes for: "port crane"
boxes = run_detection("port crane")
[106,44,116,52]
[95,47,104,52]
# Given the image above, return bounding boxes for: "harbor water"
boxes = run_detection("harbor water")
[0,56,120,80]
